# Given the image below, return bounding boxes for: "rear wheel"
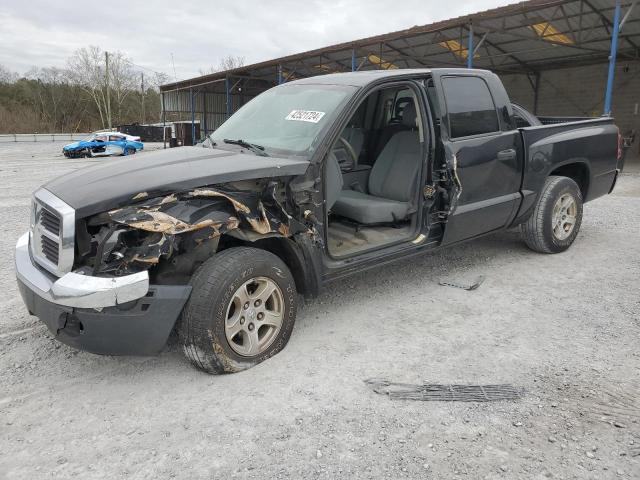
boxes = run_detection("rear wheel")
[178,247,297,374]
[521,175,583,253]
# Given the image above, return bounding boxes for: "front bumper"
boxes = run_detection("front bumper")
[15,232,191,355]
[16,232,149,308]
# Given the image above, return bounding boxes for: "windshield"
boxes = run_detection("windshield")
[210,84,356,159]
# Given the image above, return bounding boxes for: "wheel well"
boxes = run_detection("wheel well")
[549,163,589,199]
[217,234,311,296]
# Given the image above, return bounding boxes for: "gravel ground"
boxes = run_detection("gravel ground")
[0,142,639,480]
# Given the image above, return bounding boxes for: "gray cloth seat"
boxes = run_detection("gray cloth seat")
[332,103,421,224]
[332,189,410,224]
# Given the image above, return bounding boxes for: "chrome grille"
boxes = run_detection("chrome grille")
[40,235,60,264]
[40,208,60,236]
[30,189,75,277]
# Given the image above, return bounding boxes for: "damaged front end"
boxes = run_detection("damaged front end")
[75,180,319,282]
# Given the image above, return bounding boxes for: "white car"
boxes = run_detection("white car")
[93,131,141,142]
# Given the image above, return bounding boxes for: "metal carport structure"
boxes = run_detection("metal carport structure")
[160,0,639,151]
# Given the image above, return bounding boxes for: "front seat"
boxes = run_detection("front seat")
[373,98,414,158]
[331,103,422,225]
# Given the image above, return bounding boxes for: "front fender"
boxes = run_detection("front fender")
[94,182,317,274]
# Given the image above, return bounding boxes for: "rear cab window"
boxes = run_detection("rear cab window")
[513,112,531,128]
[511,104,541,128]
[441,76,500,139]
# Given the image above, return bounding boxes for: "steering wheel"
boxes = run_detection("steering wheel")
[335,136,358,170]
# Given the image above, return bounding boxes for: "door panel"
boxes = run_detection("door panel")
[441,130,522,244]
[429,73,522,245]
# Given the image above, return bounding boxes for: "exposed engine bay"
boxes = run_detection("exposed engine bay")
[74,180,318,281]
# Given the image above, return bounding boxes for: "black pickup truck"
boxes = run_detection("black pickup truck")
[15,68,622,374]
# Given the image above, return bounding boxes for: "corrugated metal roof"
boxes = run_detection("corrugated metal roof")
[161,0,639,93]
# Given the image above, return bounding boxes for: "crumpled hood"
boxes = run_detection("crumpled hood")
[44,146,310,217]
[63,141,82,150]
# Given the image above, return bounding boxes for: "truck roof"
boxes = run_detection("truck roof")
[287,68,492,87]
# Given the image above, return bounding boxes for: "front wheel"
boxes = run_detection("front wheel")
[521,175,583,253]
[179,247,297,374]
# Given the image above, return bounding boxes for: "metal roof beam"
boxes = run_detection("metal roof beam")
[495,46,637,71]
[619,0,637,31]
[473,33,488,55]
[473,17,640,47]
[480,25,620,55]
[162,0,639,91]
[463,25,537,74]
[383,42,429,67]
[382,41,506,70]
[371,24,639,72]
[467,4,634,46]
[468,17,640,60]
[559,3,579,44]
[583,0,638,50]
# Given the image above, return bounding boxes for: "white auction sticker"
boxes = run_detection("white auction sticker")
[285,110,326,123]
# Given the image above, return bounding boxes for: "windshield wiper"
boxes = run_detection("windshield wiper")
[223,139,269,157]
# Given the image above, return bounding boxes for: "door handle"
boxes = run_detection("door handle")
[497,149,517,161]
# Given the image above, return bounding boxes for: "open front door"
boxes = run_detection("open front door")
[323,80,430,262]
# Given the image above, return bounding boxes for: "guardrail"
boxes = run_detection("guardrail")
[0,133,90,143]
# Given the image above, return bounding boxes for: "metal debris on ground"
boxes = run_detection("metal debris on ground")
[438,275,485,291]
[365,379,523,402]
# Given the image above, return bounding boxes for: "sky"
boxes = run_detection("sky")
[0,0,515,81]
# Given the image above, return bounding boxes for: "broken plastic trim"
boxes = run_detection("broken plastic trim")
[438,275,484,291]
[102,183,317,270]
[448,152,462,215]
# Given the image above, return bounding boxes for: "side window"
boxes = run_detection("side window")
[441,76,499,138]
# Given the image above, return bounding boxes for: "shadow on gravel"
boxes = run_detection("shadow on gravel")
[315,229,527,303]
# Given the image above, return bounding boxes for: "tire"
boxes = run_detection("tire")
[521,175,583,253]
[179,247,297,374]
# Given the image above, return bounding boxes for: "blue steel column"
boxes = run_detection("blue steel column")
[467,24,474,69]
[225,77,231,118]
[351,49,357,71]
[161,91,166,149]
[190,88,195,145]
[278,65,283,84]
[604,0,622,115]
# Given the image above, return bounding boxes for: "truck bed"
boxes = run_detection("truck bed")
[514,117,619,224]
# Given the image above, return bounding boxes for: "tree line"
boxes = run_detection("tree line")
[0,46,169,134]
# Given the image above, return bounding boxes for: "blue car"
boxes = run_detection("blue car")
[63,132,144,158]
